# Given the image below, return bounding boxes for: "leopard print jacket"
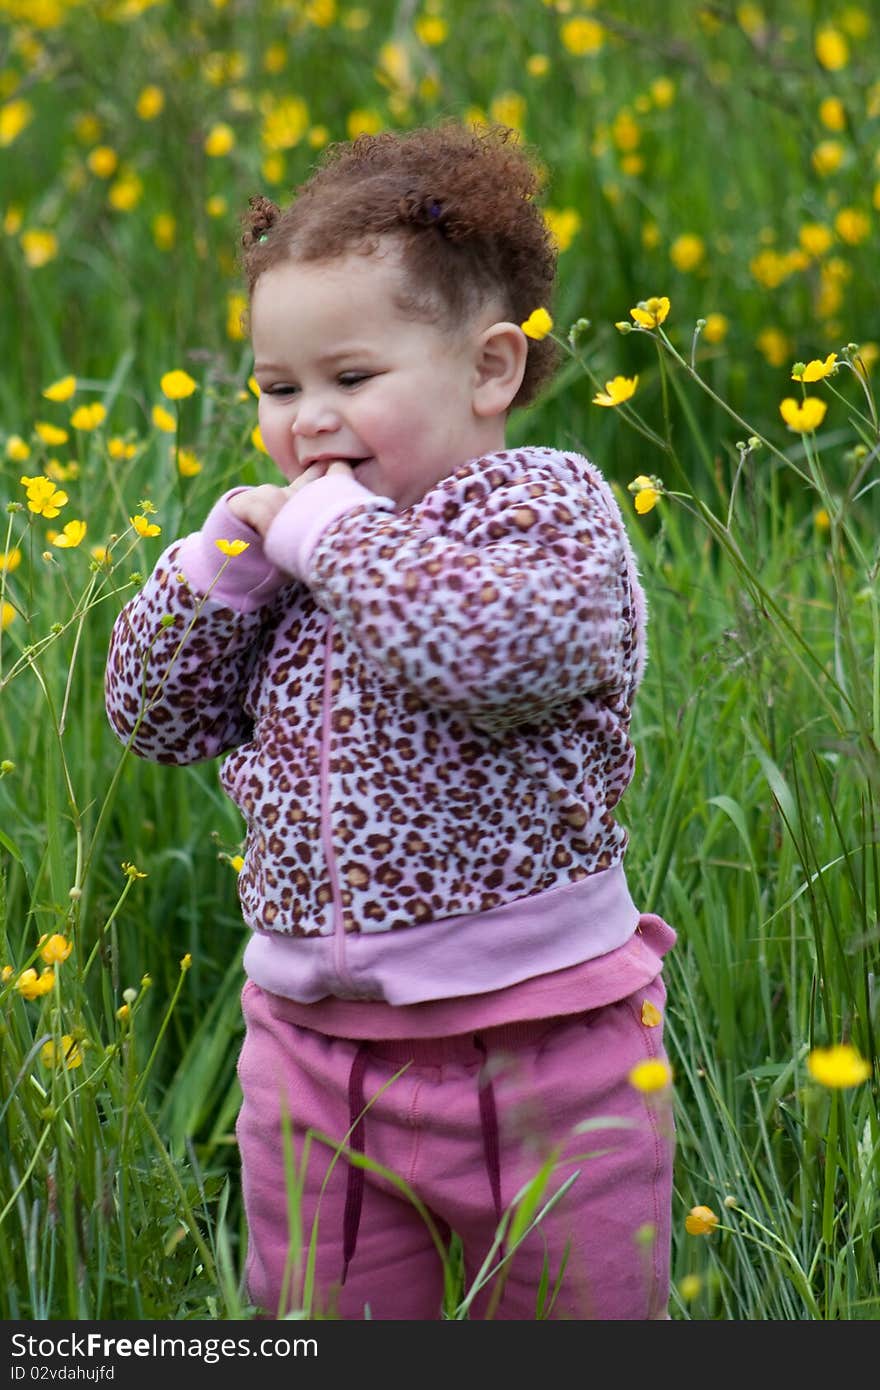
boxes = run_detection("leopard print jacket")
[105,446,647,948]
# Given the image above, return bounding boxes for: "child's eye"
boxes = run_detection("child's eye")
[338,372,371,387]
[266,384,298,397]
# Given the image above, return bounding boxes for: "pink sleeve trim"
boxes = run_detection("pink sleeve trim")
[176,490,290,612]
[263,474,396,582]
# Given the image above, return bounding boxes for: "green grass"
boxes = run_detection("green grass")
[1,0,878,1319]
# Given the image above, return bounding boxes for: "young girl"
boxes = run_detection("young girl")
[105,121,675,1321]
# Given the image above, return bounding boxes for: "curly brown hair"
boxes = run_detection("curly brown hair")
[240,120,559,409]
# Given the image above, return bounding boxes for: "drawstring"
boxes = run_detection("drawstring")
[473,1033,504,1233]
[338,1035,505,1284]
[341,1042,370,1286]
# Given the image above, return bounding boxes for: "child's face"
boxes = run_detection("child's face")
[251,243,506,511]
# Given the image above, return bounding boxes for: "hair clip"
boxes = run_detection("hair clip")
[258,233,269,243]
[428,199,443,220]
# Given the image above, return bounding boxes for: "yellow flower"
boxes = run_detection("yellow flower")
[227,290,248,341]
[807,1043,871,1088]
[21,229,58,268]
[678,1273,702,1301]
[205,122,235,157]
[799,222,833,258]
[130,515,161,538]
[230,854,245,872]
[152,213,176,250]
[0,97,33,147]
[151,404,176,433]
[793,353,837,382]
[305,0,336,26]
[261,96,309,152]
[1,601,16,631]
[834,207,870,245]
[543,208,581,253]
[779,397,827,433]
[815,26,849,71]
[206,195,228,218]
[20,475,68,517]
[263,41,287,74]
[702,312,729,344]
[39,933,72,964]
[756,327,792,367]
[121,861,147,879]
[347,107,383,139]
[46,459,78,483]
[160,369,197,400]
[52,519,87,549]
[618,153,642,177]
[216,538,250,557]
[641,999,662,1027]
[612,109,641,153]
[87,145,118,178]
[108,170,144,212]
[630,296,670,329]
[40,1035,83,1069]
[6,435,30,461]
[136,85,165,120]
[73,113,101,144]
[415,15,447,44]
[819,96,846,132]
[180,952,192,971]
[177,448,202,477]
[489,91,526,132]
[521,307,553,340]
[35,421,69,446]
[593,375,639,407]
[527,54,550,78]
[108,437,137,460]
[42,375,77,402]
[812,140,845,176]
[70,403,106,431]
[628,1058,672,1092]
[670,234,705,272]
[4,203,23,235]
[650,76,676,108]
[685,1205,718,1236]
[15,967,56,1000]
[1,548,21,572]
[814,507,831,532]
[560,16,604,55]
[633,487,660,516]
[116,1003,131,1021]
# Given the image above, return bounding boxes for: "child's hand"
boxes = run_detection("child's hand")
[226,484,292,538]
[226,461,355,539]
[286,459,355,495]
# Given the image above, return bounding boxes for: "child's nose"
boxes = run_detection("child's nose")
[290,391,340,437]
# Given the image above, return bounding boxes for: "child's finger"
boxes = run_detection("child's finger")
[287,461,328,495]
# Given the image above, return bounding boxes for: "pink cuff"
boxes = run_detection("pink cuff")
[176,490,291,612]
[263,474,396,583]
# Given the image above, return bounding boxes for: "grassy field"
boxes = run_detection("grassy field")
[1,0,878,1320]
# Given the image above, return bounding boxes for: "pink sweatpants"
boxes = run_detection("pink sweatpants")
[236,974,673,1320]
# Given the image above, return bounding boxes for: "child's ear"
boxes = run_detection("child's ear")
[472,322,528,417]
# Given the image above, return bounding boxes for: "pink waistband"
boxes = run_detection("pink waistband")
[263,912,675,1039]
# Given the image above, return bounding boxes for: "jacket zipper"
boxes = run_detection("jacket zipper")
[320,617,356,993]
